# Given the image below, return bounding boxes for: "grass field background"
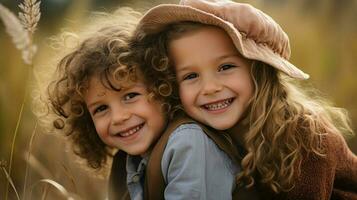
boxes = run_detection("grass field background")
[0,0,356,199]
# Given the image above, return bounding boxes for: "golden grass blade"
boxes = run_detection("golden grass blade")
[1,0,41,196]
[5,94,26,200]
[24,152,53,179]
[61,164,78,193]
[1,165,21,200]
[0,4,30,50]
[22,121,38,200]
[40,184,50,200]
[30,179,75,200]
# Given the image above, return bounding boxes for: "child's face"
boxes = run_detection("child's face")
[84,76,166,156]
[169,26,254,130]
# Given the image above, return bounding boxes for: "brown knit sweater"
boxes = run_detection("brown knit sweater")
[254,132,357,200]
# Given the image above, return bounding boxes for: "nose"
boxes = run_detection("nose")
[111,107,131,126]
[201,76,223,95]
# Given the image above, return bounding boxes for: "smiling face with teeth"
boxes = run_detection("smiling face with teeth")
[169,25,254,130]
[84,76,166,156]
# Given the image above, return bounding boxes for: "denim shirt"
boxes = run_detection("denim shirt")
[126,155,148,200]
[126,123,238,200]
[162,123,238,199]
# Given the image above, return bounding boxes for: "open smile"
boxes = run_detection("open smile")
[115,123,145,138]
[201,98,235,112]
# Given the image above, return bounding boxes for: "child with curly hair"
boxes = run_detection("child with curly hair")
[130,0,357,199]
[45,7,245,200]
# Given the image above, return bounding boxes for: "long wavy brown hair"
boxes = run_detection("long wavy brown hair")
[131,22,354,192]
[237,61,353,192]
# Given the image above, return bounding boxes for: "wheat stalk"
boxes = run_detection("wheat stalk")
[0,1,41,199]
[1,160,20,200]
[0,1,40,65]
[0,4,30,55]
[18,0,41,34]
[18,0,41,65]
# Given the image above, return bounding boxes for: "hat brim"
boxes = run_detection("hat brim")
[136,4,309,80]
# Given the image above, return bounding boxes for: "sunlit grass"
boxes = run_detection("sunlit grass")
[0,0,356,199]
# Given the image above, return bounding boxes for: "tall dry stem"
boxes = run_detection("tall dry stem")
[0,1,41,199]
[1,161,20,200]
[30,179,76,200]
[22,121,38,199]
[61,164,78,193]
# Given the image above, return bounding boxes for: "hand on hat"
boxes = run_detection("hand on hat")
[180,0,290,58]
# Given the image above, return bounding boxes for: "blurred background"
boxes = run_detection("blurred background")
[0,0,356,199]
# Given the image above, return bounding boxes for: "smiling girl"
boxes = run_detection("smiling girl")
[45,7,240,200]
[131,0,357,199]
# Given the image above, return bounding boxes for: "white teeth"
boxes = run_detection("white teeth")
[118,124,143,137]
[204,99,232,111]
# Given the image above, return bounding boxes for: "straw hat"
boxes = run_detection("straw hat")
[135,0,309,79]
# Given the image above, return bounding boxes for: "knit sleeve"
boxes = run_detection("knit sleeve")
[330,132,357,199]
[284,132,340,199]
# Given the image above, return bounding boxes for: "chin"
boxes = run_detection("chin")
[125,148,146,156]
[210,122,234,131]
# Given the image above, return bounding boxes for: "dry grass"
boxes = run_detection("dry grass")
[1,161,20,200]
[0,1,43,199]
[0,0,356,199]
[30,179,77,200]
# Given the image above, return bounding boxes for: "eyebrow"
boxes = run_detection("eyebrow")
[175,65,192,74]
[85,90,108,109]
[86,83,147,108]
[86,98,102,110]
[216,53,244,62]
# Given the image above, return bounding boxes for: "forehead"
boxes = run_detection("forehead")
[168,25,242,63]
[85,71,145,93]
[172,25,236,50]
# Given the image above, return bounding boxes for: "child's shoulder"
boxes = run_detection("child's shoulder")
[171,122,204,136]
[287,131,357,198]
[163,120,237,170]
[167,122,212,150]
[160,121,238,199]
[164,115,240,161]
[165,117,221,148]
[301,131,352,165]
[321,131,351,157]
[163,114,208,140]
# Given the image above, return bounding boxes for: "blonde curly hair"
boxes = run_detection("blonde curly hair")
[131,22,354,192]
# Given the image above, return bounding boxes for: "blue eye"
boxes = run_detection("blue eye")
[183,73,198,81]
[93,105,107,115]
[219,64,236,71]
[124,92,140,101]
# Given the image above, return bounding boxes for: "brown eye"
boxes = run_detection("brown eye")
[219,64,236,71]
[183,73,198,81]
[124,92,140,101]
[94,105,107,115]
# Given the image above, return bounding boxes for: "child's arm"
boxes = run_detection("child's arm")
[161,123,237,200]
[285,132,357,200]
[331,133,357,199]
